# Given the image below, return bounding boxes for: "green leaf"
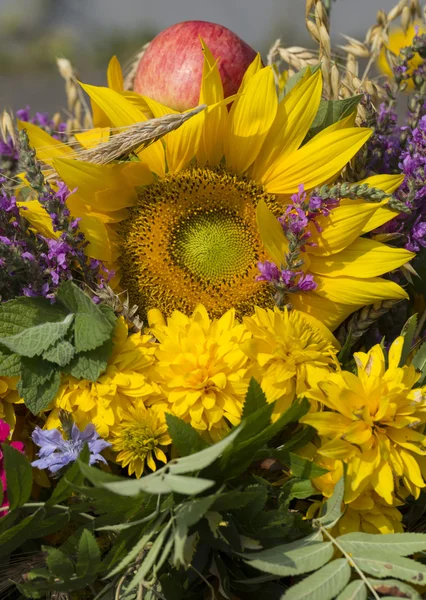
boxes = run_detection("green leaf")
[338,532,426,557]
[368,578,421,600]
[283,64,321,95]
[336,580,367,600]
[213,486,268,512]
[305,95,362,140]
[3,443,33,510]
[399,314,418,367]
[47,444,90,506]
[412,341,426,385]
[18,358,61,414]
[284,479,317,501]
[29,511,70,539]
[0,350,21,376]
[42,339,75,367]
[242,378,268,419]
[57,281,115,352]
[63,337,113,381]
[45,547,75,580]
[173,495,217,566]
[76,529,101,578]
[315,476,344,529]
[281,558,351,600]
[0,297,73,357]
[243,532,331,577]
[284,452,328,479]
[354,552,426,583]
[0,508,46,559]
[165,413,209,457]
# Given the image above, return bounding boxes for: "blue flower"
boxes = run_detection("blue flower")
[31,424,111,474]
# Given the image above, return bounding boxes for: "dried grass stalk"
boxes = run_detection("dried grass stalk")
[56,58,93,131]
[0,110,16,144]
[123,42,150,91]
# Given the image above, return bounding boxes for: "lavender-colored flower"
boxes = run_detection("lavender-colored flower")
[31,424,111,474]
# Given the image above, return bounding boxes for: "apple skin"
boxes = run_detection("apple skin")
[134,21,257,111]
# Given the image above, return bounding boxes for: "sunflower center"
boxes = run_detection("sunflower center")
[119,166,279,319]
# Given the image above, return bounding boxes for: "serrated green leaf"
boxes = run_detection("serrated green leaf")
[242,378,268,419]
[76,529,101,578]
[315,476,344,529]
[165,413,209,457]
[0,351,21,377]
[281,558,351,600]
[45,547,75,580]
[42,339,75,367]
[63,337,113,381]
[305,95,362,140]
[0,508,46,559]
[3,443,33,510]
[338,532,426,557]
[336,580,367,600]
[244,533,331,577]
[368,578,421,599]
[354,552,426,583]
[400,314,418,367]
[57,281,114,352]
[18,358,61,414]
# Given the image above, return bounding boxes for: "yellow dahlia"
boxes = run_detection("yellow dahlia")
[302,336,426,505]
[377,22,425,86]
[110,404,171,478]
[0,376,23,430]
[46,317,158,438]
[242,307,339,418]
[18,46,411,328]
[149,304,251,441]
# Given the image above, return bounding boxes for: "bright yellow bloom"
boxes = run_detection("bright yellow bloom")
[0,376,23,430]
[242,307,339,418]
[302,336,426,505]
[110,404,171,478]
[18,46,410,327]
[46,318,158,438]
[149,305,251,441]
[377,23,425,86]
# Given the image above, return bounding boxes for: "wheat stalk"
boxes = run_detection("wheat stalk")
[56,58,93,132]
[123,42,150,91]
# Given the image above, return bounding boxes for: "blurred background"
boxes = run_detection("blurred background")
[0,0,404,113]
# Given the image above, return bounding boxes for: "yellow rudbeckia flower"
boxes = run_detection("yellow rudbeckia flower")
[19,46,411,328]
[0,376,23,431]
[377,22,425,86]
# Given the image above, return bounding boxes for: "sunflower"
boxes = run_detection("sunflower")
[302,336,426,506]
[19,46,411,328]
[110,404,171,477]
[377,22,425,86]
[45,317,159,438]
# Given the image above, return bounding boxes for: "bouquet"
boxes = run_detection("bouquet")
[1,1,426,598]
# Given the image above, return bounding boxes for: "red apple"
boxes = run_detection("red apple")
[134,21,257,111]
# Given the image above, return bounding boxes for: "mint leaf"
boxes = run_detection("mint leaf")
[64,337,113,381]
[57,282,115,352]
[43,340,75,367]
[0,350,21,377]
[0,297,73,357]
[18,358,61,414]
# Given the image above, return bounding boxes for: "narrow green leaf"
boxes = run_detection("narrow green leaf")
[242,378,268,419]
[173,495,217,566]
[165,413,209,457]
[354,552,426,583]
[283,64,321,95]
[368,578,421,600]
[18,358,61,414]
[399,314,418,367]
[75,529,101,578]
[281,558,351,600]
[3,443,33,510]
[29,511,70,539]
[42,339,75,367]
[336,580,367,600]
[338,531,426,557]
[0,508,46,559]
[412,340,426,384]
[0,351,21,377]
[45,547,75,580]
[306,95,362,140]
[315,476,344,529]
[284,453,328,479]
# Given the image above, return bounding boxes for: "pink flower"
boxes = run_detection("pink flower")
[0,419,25,515]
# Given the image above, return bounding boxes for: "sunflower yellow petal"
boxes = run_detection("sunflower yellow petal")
[74,127,110,149]
[291,292,360,331]
[359,173,405,195]
[309,238,414,278]
[17,120,73,165]
[120,91,151,114]
[256,198,288,265]
[225,66,278,174]
[238,53,263,90]
[78,216,117,262]
[17,200,58,238]
[264,127,372,194]
[107,55,124,91]
[314,275,409,305]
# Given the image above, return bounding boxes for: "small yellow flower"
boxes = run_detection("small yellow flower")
[0,376,23,430]
[149,305,251,441]
[46,318,159,437]
[377,23,425,86]
[242,307,339,418]
[302,336,426,505]
[110,404,171,478]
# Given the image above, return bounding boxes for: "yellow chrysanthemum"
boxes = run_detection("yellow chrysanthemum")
[377,22,425,85]
[302,336,426,506]
[0,376,23,430]
[19,46,411,328]
[46,317,158,438]
[110,404,171,478]
[149,304,251,441]
[242,307,339,418]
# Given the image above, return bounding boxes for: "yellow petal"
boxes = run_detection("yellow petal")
[17,200,58,238]
[297,310,341,349]
[291,292,361,331]
[359,173,405,195]
[252,69,322,180]
[307,203,379,256]
[256,198,288,265]
[372,460,394,504]
[309,238,414,278]
[74,127,110,149]
[120,91,151,114]
[238,53,263,90]
[301,412,353,436]
[107,55,124,91]
[78,215,118,263]
[314,274,409,305]
[17,120,73,165]
[389,336,404,370]
[225,66,278,174]
[264,127,372,194]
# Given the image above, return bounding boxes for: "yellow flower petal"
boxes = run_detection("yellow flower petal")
[78,215,118,262]
[17,120,73,165]
[256,198,288,265]
[301,412,353,436]
[291,293,361,331]
[264,128,372,194]
[238,53,263,90]
[314,274,409,305]
[225,66,278,174]
[74,127,110,149]
[309,238,414,278]
[107,55,124,91]
[388,336,404,370]
[17,200,58,239]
